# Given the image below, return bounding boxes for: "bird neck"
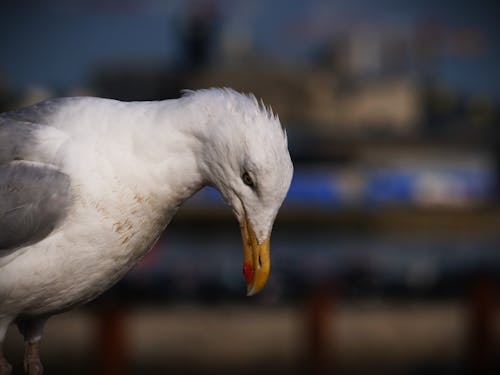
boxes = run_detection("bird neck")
[136,98,226,208]
[159,95,231,174]
[125,96,236,213]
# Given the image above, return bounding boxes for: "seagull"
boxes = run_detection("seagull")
[0,88,293,375]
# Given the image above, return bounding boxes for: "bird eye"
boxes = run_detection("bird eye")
[242,172,254,187]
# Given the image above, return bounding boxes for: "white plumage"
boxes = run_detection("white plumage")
[0,88,293,375]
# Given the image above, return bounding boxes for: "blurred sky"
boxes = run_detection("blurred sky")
[0,0,499,99]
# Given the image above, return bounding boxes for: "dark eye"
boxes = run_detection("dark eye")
[242,172,255,187]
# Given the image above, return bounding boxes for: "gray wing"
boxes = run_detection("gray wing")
[0,99,76,254]
[0,120,41,164]
[0,97,66,125]
[0,98,69,164]
[0,162,72,254]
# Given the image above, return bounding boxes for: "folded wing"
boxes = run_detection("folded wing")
[0,161,72,255]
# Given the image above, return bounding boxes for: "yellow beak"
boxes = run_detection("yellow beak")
[241,213,271,296]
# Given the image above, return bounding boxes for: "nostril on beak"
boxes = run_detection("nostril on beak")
[258,254,262,269]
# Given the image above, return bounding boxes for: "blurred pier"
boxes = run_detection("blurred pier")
[4,300,499,374]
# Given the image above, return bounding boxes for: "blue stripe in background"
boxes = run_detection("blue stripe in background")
[190,166,496,209]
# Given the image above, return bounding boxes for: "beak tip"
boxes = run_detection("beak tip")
[246,285,259,297]
[247,283,264,297]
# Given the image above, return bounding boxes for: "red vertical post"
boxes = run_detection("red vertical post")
[97,305,128,375]
[305,287,334,374]
[466,275,499,374]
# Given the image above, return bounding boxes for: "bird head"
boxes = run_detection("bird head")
[195,89,293,296]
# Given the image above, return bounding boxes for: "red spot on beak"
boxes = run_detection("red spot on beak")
[243,261,254,285]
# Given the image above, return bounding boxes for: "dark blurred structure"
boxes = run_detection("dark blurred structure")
[1,0,500,374]
[179,1,219,71]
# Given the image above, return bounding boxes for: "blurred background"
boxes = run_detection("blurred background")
[2,0,500,374]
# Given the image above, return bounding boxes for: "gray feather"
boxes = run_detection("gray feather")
[0,98,64,125]
[0,120,41,164]
[0,162,72,253]
[0,99,68,164]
